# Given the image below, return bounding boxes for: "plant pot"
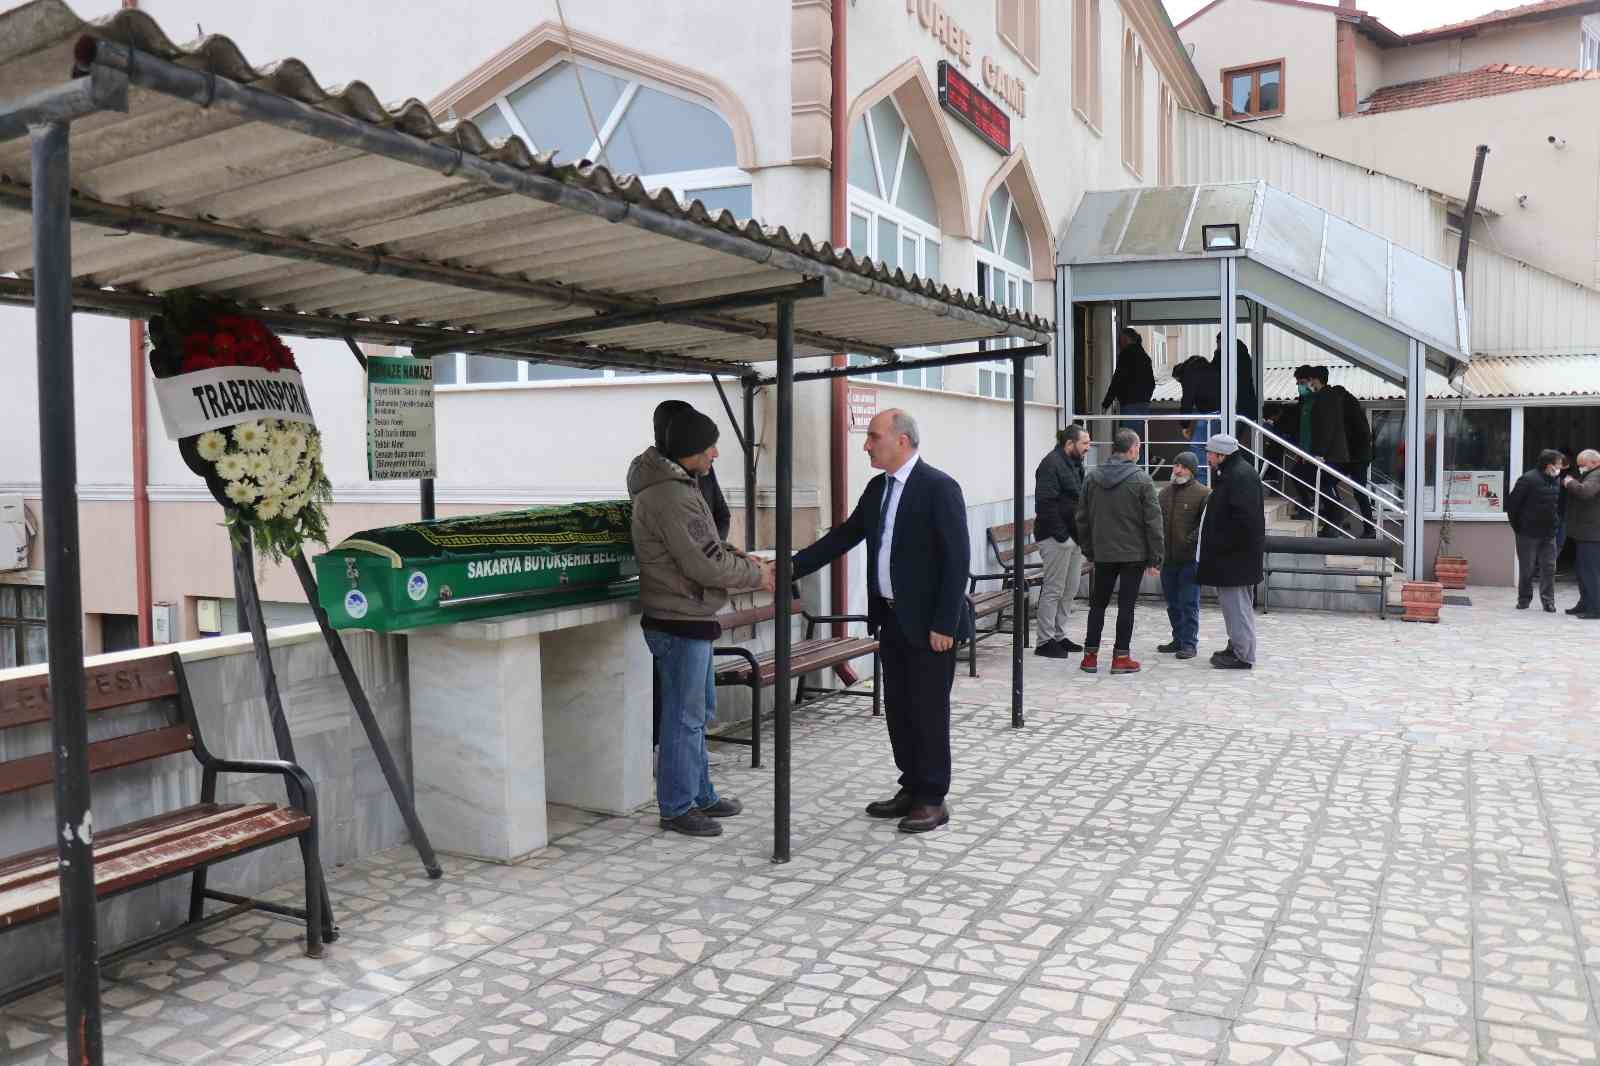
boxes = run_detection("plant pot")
[1400,580,1443,623]
[1433,555,1469,590]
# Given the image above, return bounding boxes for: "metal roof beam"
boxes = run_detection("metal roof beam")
[411,278,829,356]
[0,277,749,378]
[0,65,127,143]
[0,186,898,360]
[756,343,1052,386]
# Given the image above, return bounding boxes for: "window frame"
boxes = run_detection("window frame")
[998,0,1042,73]
[0,582,47,668]
[1582,25,1600,72]
[1157,82,1176,186]
[1073,0,1103,133]
[1221,58,1286,121]
[974,190,1037,402]
[1121,29,1145,179]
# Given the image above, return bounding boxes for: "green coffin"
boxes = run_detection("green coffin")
[313,502,638,632]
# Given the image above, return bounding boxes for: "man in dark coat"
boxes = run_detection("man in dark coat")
[1331,379,1376,537]
[1298,366,1350,537]
[1033,424,1090,657]
[1158,451,1210,659]
[793,409,970,833]
[1198,434,1265,670]
[1101,328,1156,433]
[1211,334,1258,427]
[1175,355,1221,484]
[653,400,731,542]
[1562,450,1600,619]
[1074,428,1164,675]
[1507,449,1565,612]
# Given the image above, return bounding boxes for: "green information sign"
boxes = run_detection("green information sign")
[366,356,435,480]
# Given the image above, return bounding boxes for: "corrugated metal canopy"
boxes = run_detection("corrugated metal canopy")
[1058,181,1470,377]
[0,0,1049,373]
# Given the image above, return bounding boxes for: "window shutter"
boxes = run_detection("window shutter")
[1024,0,1040,69]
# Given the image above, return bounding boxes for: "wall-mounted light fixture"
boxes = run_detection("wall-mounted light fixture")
[1201,223,1241,252]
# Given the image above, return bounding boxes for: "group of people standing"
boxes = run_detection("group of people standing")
[1033,426,1266,673]
[1507,447,1600,616]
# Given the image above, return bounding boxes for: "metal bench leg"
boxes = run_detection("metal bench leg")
[188,867,209,925]
[749,680,762,769]
[299,827,325,958]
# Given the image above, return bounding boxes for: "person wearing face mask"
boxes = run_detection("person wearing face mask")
[1506,449,1566,612]
[1295,366,1350,537]
[1562,449,1600,619]
[1157,452,1210,659]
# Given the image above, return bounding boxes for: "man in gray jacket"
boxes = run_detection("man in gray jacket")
[1074,428,1163,675]
[628,409,773,837]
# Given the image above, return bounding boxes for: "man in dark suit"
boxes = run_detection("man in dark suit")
[792,408,970,833]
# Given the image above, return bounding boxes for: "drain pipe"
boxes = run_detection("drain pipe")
[827,0,851,647]
[1455,145,1489,285]
[125,0,152,646]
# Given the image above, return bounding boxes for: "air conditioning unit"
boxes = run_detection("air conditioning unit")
[151,602,176,645]
[0,494,34,572]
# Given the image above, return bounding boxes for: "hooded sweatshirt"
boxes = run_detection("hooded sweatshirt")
[1074,456,1164,566]
[626,446,763,637]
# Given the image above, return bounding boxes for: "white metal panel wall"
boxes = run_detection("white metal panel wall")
[1447,234,1600,356]
[1177,110,1447,262]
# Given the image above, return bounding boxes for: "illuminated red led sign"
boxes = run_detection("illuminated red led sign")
[937,60,1011,155]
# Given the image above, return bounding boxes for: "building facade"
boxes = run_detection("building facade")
[0,0,1210,656]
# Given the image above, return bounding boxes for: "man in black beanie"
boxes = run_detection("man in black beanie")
[629,408,773,837]
[653,400,731,541]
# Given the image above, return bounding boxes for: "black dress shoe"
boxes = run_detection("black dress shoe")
[697,796,743,818]
[1516,602,1530,610]
[898,804,949,833]
[1035,641,1073,659]
[865,791,914,819]
[661,811,723,837]
[1032,638,1060,657]
[1568,605,1588,615]
[1157,641,1182,654]
[1545,605,1558,613]
[1212,650,1252,670]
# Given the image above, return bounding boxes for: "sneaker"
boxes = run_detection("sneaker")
[1212,650,1253,670]
[1176,647,1197,660]
[1079,651,1099,673]
[661,811,723,837]
[1157,641,1182,654]
[697,797,743,818]
[1056,637,1084,652]
[1032,638,1060,657]
[1035,640,1073,659]
[1110,653,1141,674]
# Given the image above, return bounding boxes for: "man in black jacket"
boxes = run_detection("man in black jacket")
[1034,425,1090,657]
[1562,450,1600,619]
[1300,367,1351,537]
[793,409,970,833]
[1507,449,1565,612]
[1101,328,1155,433]
[1198,434,1266,670]
[1332,381,1376,538]
[653,400,731,541]
[1212,334,1258,427]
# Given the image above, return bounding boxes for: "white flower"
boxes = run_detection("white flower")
[255,496,283,520]
[245,453,272,480]
[224,479,258,505]
[307,434,322,460]
[215,453,247,481]
[196,431,228,462]
[232,421,268,452]
[270,445,297,474]
[281,495,306,518]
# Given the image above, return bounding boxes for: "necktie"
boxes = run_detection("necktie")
[878,476,897,537]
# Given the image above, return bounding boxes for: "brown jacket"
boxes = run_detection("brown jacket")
[626,447,763,621]
[1158,477,1210,567]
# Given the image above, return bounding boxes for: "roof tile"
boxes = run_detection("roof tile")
[1360,64,1598,114]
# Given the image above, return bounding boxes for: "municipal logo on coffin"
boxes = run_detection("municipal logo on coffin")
[344,589,370,620]
[406,571,429,602]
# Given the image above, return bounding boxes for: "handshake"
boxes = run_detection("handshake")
[757,558,778,593]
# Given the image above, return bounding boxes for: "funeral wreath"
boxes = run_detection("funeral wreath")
[148,294,332,561]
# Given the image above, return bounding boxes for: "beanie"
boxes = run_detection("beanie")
[1174,451,1200,473]
[1206,433,1240,456]
[652,400,693,451]
[666,408,720,461]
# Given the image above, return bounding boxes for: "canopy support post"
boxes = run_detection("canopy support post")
[742,378,758,552]
[1220,258,1238,435]
[1055,267,1073,431]
[1403,339,1427,581]
[1011,350,1027,730]
[290,552,443,880]
[32,116,104,1066]
[772,299,795,864]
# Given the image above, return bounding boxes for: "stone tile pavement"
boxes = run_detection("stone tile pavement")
[3,584,1600,1065]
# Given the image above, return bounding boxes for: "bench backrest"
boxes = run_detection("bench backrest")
[986,519,1040,568]
[717,598,806,632]
[0,655,195,798]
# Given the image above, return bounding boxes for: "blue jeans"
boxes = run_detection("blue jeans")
[1189,418,1219,485]
[643,629,720,819]
[1161,561,1200,651]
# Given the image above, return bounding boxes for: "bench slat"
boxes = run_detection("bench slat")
[716,600,805,632]
[0,658,179,732]
[0,804,279,895]
[716,637,878,685]
[0,724,194,798]
[0,807,310,930]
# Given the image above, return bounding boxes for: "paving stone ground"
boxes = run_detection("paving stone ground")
[4,584,1600,1065]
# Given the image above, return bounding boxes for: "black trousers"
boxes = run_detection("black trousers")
[877,616,955,806]
[1516,533,1558,609]
[1577,540,1600,613]
[1085,561,1144,653]
[1336,461,1375,537]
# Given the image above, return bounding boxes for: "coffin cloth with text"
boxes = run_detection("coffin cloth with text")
[313,502,639,631]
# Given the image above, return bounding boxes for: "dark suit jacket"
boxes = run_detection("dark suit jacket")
[793,459,972,648]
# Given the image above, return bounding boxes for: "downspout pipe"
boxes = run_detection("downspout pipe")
[828,0,851,646]
[125,0,152,647]
[1455,145,1489,285]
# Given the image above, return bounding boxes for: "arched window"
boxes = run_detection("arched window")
[441,58,752,386]
[976,184,1036,401]
[1073,0,1102,131]
[847,97,945,389]
[1121,30,1144,177]
[1158,82,1176,185]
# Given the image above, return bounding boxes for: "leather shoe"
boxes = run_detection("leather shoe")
[898,804,949,833]
[1056,637,1084,652]
[661,811,723,837]
[1568,605,1588,615]
[1157,640,1181,654]
[697,796,743,818]
[1034,640,1072,659]
[865,791,914,819]
[1212,649,1253,670]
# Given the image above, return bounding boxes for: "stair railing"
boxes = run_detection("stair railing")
[1234,415,1404,552]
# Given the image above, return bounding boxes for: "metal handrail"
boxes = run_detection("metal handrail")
[1071,411,1213,481]
[1233,415,1402,550]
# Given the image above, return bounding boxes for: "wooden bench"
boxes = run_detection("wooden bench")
[1260,535,1398,620]
[0,653,331,977]
[710,600,880,767]
[962,519,1046,677]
